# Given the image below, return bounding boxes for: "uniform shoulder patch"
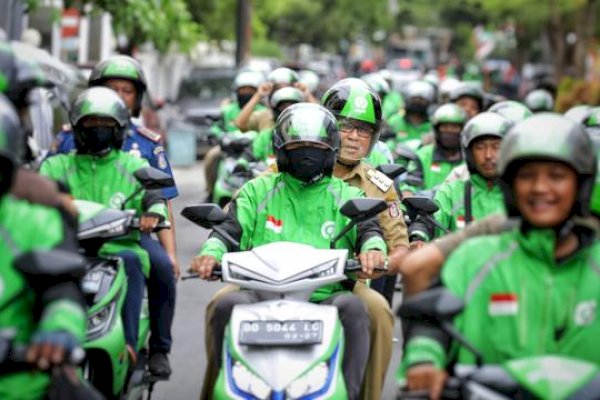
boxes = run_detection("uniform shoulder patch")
[137,126,162,143]
[365,167,393,192]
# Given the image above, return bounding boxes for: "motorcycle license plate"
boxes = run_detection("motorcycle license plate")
[239,320,323,346]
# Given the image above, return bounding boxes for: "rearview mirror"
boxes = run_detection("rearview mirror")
[134,167,175,190]
[181,204,227,229]
[402,196,439,214]
[340,198,387,222]
[376,164,406,180]
[397,287,464,321]
[395,144,418,162]
[14,249,86,279]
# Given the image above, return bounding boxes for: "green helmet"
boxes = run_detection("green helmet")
[461,112,512,174]
[270,87,304,120]
[564,105,592,124]
[585,107,600,128]
[267,67,300,86]
[449,82,484,110]
[299,70,320,93]
[584,108,600,216]
[431,103,467,127]
[524,89,554,113]
[70,87,130,156]
[89,56,147,116]
[498,113,596,218]
[273,103,339,181]
[361,73,390,98]
[488,101,533,124]
[0,94,23,195]
[321,78,382,155]
[233,70,264,90]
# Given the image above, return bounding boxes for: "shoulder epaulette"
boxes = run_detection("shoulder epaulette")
[365,166,393,192]
[137,126,162,143]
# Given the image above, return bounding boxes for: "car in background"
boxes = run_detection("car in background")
[172,67,237,158]
[385,57,423,93]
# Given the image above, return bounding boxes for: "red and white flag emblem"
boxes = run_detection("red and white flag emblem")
[456,215,466,229]
[489,293,518,316]
[430,163,441,172]
[265,215,283,233]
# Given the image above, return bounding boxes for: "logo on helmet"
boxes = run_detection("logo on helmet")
[353,96,368,114]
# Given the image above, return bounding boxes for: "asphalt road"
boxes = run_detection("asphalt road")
[151,162,403,400]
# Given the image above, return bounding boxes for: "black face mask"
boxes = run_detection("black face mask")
[437,132,461,152]
[237,93,254,108]
[286,147,330,183]
[75,127,115,156]
[405,101,429,116]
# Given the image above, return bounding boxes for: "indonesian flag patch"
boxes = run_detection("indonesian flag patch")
[430,163,441,172]
[456,215,466,229]
[265,215,283,233]
[489,293,519,316]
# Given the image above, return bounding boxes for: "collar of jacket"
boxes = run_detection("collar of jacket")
[280,172,333,193]
[470,173,500,191]
[75,149,120,166]
[432,144,462,163]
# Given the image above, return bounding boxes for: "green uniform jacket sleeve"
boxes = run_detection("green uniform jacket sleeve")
[433,180,456,234]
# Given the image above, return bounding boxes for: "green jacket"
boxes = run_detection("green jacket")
[386,114,432,149]
[402,144,464,193]
[382,92,404,122]
[200,172,387,302]
[39,150,168,275]
[400,224,600,377]
[0,195,86,400]
[364,140,394,168]
[433,174,505,235]
[251,127,275,162]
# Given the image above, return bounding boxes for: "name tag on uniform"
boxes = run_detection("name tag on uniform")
[489,293,519,316]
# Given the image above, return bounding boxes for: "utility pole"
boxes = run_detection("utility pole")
[1,0,25,40]
[235,0,251,67]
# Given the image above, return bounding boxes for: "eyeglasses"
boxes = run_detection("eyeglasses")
[338,120,375,139]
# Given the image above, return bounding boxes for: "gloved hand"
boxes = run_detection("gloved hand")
[27,331,80,370]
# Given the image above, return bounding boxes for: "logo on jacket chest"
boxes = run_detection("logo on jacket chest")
[109,192,126,209]
[574,300,597,326]
[321,221,336,239]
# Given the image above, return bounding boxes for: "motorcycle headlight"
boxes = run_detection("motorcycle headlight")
[87,301,116,339]
[285,362,330,399]
[231,361,271,399]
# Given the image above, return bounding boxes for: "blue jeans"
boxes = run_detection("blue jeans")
[118,250,145,349]
[140,233,176,353]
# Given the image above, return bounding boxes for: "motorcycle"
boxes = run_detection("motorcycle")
[396,288,600,400]
[77,167,173,400]
[211,131,267,208]
[181,198,388,399]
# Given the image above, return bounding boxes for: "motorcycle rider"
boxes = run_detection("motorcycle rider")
[251,86,304,163]
[524,88,554,113]
[402,103,467,195]
[40,87,169,365]
[428,113,512,236]
[322,78,409,399]
[235,67,316,132]
[400,114,600,399]
[387,80,434,148]
[49,55,177,376]
[449,82,484,120]
[191,103,387,400]
[204,70,266,201]
[0,94,89,400]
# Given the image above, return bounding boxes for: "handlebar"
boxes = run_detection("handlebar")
[0,339,85,376]
[131,219,172,232]
[181,267,222,281]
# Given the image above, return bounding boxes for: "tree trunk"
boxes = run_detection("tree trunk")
[548,0,566,80]
[573,0,597,79]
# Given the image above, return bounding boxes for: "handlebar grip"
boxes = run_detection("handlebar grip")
[344,259,362,272]
[182,268,222,281]
[131,219,171,232]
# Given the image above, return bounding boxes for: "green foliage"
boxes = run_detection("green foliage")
[64,0,202,53]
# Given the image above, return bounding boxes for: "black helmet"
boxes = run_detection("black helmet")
[89,56,147,117]
[321,78,382,156]
[70,87,130,156]
[498,113,596,218]
[461,112,512,174]
[273,103,340,183]
[450,82,484,111]
[0,94,23,195]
